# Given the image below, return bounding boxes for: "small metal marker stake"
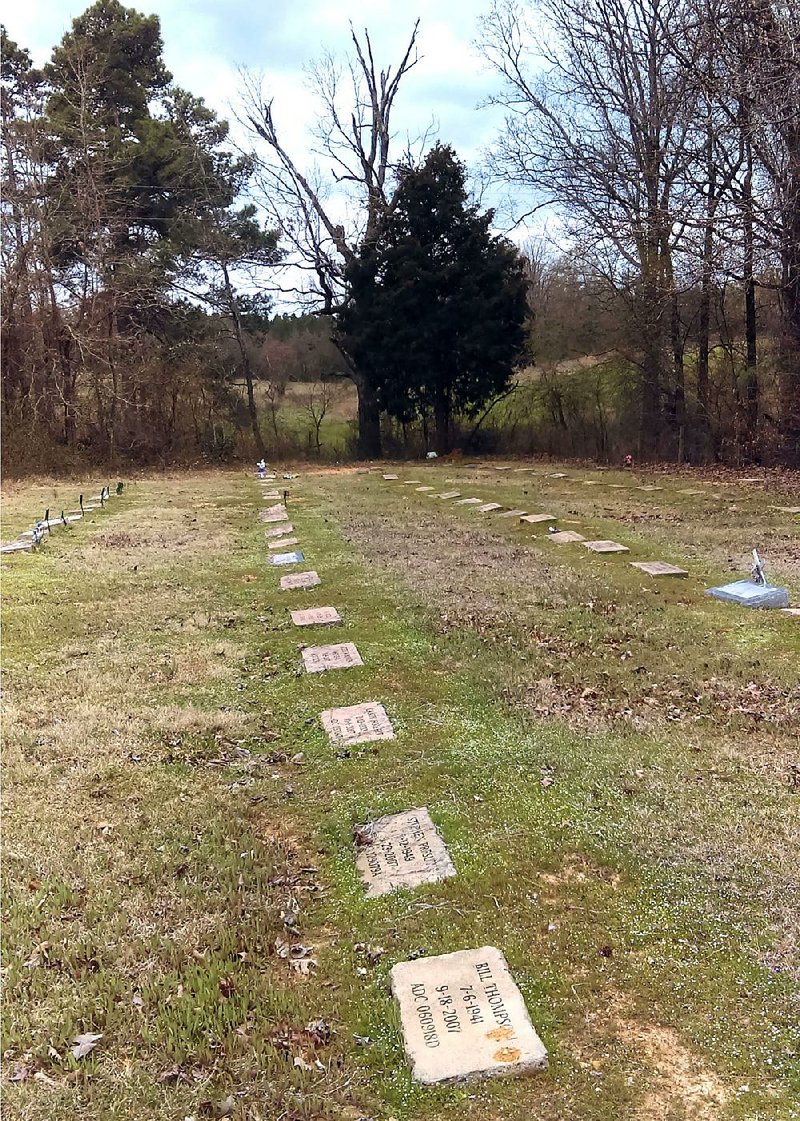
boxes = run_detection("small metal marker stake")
[79,494,85,515]
[116,481,124,495]
[751,549,766,585]
[44,508,51,534]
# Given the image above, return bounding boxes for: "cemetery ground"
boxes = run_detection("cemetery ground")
[1,463,799,1121]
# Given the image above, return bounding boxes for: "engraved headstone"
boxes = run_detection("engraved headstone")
[302,641,363,673]
[269,550,304,566]
[319,701,394,745]
[631,561,688,576]
[290,606,341,626]
[383,474,400,480]
[520,513,556,524]
[269,536,299,549]
[262,507,289,524]
[265,523,294,537]
[390,946,548,1085]
[355,807,455,898]
[583,540,629,554]
[477,503,503,513]
[280,571,321,590]
[548,530,585,543]
[498,509,528,518]
[438,491,461,499]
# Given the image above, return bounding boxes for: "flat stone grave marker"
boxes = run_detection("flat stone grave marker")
[438,491,461,499]
[262,491,281,499]
[302,641,363,673]
[383,474,400,480]
[493,465,512,470]
[456,498,483,505]
[403,480,422,484]
[498,509,528,518]
[609,483,627,488]
[520,513,556,524]
[269,536,299,549]
[781,607,800,617]
[355,806,455,898]
[290,606,341,627]
[582,479,603,485]
[265,523,294,537]
[416,486,435,492]
[679,489,704,496]
[583,540,629,554]
[1,540,34,554]
[390,945,548,1085]
[280,571,321,590]
[261,505,289,523]
[320,700,394,746]
[740,477,762,483]
[269,550,304,566]
[548,472,568,478]
[548,530,585,543]
[777,506,800,514]
[631,560,688,577]
[477,503,503,513]
[636,485,663,492]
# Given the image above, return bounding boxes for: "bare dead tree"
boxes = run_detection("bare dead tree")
[239,22,421,457]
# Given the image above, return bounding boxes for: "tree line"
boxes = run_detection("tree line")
[2,0,799,470]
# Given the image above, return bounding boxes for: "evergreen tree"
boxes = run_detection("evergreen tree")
[341,145,529,453]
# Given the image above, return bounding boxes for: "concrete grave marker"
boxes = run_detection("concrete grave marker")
[320,701,394,745]
[456,498,484,505]
[383,474,400,480]
[355,807,455,898]
[261,505,289,523]
[438,491,461,499]
[777,506,800,514]
[520,513,556,524]
[1,540,35,554]
[280,571,321,590]
[498,509,528,518]
[631,560,688,576]
[609,483,627,488]
[269,536,299,549]
[548,472,568,478]
[262,491,281,500]
[390,945,548,1085]
[265,523,294,537]
[582,479,602,485]
[679,489,704,496]
[477,503,503,513]
[269,550,304,566]
[403,480,422,484]
[636,485,663,492]
[302,641,363,673]
[781,607,800,617]
[740,477,762,484]
[548,530,585,543]
[493,465,512,471]
[416,486,435,492]
[290,606,341,627]
[583,540,629,554]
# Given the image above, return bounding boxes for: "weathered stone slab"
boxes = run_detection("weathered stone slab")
[438,491,461,499]
[548,530,585,543]
[261,506,289,523]
[403,480,422,484]
[1,540,34,554]
[777,506,800,514]
[262,491,281,499]
[265,523,294,537]
[355,807,455,898]
[498,509,528,518]
[269,550,304,566]
[520,513,556,524]
[679,488,704,496]
[636,485,663,492]
[631,560,688,576]
[269,536,299,549]
[302,641,363,673]
[493,465,512,471]
[320,700,394,745]
[582,479,602,485]
[548,472,568,478]
[583,540,629,554]
[290,606,341,627]
[280,571,321,590]
[781,607,800,617]
[609,483,627,488]
[416,486,435,492]
[456,498,483,505]
[383,474,400,480]
[477,503,503,513]
[390,945,548,1085]
[740,477,762,484]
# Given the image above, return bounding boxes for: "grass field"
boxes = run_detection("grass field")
[2,461,799,1120]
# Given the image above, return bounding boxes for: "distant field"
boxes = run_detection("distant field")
[2,461,798,1120]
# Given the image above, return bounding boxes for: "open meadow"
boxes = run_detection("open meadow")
[2,461,799,1120]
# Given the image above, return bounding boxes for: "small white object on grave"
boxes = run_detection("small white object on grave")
[520,513,557,524]
[383,474,400,480]
[265,523,294,537]
[548,530,585,544]
[583,540,630,554]
[355,806,455,898]
[319,700,394,745]
[280,571,321,590]
[290,606,341,627]
[631,561,688,576]
[498,509,528,518]
[437,491,461,499]
[268,536,299,549]
[477,503,503,513]
[301,641,363,673]
[456,498,483,505]
[269,550,304,566]
[390,945,548,1085]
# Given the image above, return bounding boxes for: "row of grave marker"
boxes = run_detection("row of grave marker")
[257,475,549,1085]
[0,485,124,555]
